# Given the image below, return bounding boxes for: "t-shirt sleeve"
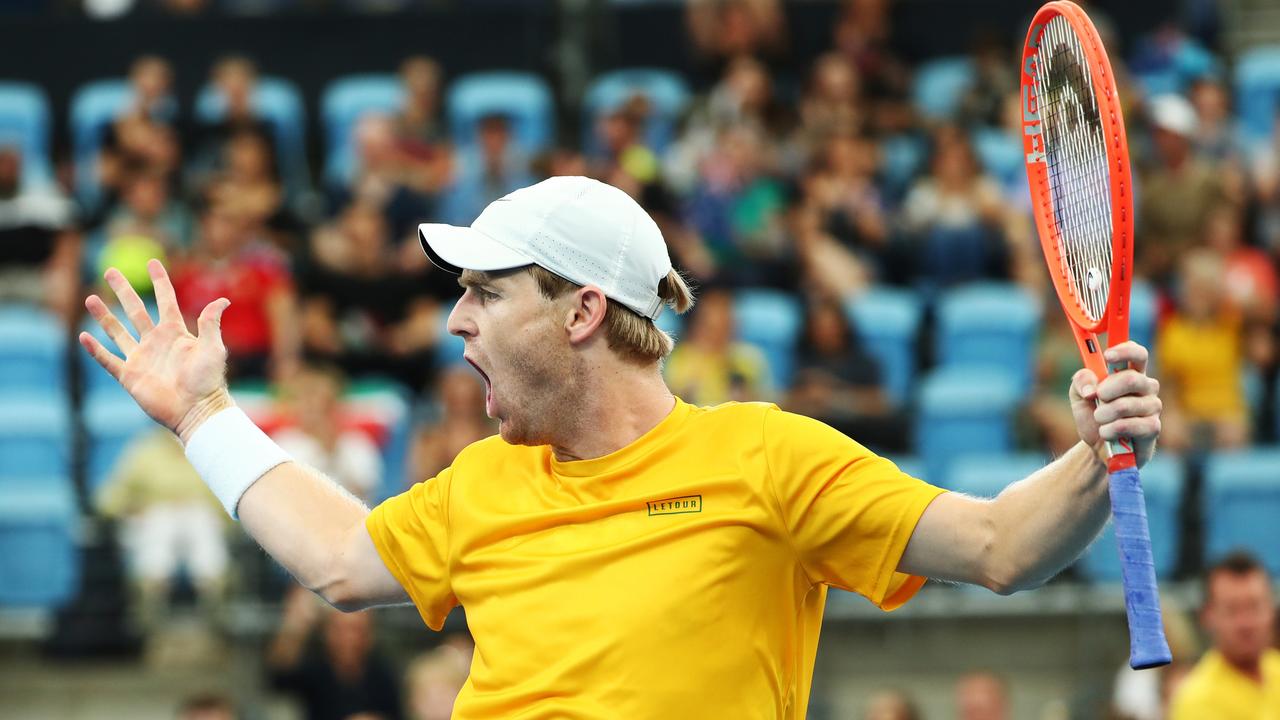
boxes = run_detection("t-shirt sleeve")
[762,407,946,610]
[365,468,457,630]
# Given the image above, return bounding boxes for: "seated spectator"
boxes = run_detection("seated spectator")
[103,166,192,253]
[685,0,786,78]
[665,287,771,406]
[862,688,921,720]
[785,296,905,451]
[300,202,444,392]
[392,55,453,196]
[0,146,80,325]
[1137,94,1227,285]
[267,586,403,720]
[955,670,1009,720]
[408,364,495,484]
[1025,314,1085,456]
[1188,76,1243,167]
[176,692,239,720]
[96,56,182,218]
[957,31,1017,128]
[344,113,437,240]
[1205,203,1278,323]
[404,635,473,720]
[189,56,279,191]
[901,124,1008,290]
[271,363,383,505]
[1169,550,1280,719]
[204,130,294,250]
[95,427,229,637]
[1157,249,1249,451]
[592,95,661,195]
[796,53,864,147]
[441,113,533,226]
[830,0,912,134]
[171,203,299,381]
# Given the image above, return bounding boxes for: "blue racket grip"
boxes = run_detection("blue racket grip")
[1108,465,1172,669]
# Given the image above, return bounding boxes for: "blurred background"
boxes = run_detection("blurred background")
[1,0,1278,718]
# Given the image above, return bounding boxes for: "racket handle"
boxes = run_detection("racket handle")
[1107,465,1172,669]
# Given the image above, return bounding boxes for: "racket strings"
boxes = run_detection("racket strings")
[1033,15,1114,324]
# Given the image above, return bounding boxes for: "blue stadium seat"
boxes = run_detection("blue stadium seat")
[1205,449,1280,576]
[0,479,79,608]
[195,76,310,197]
[885,455,925,482]
[655,305,684,341]
[733,288,803,389]
[945,452,1047,496]
[1129,279,1158,362]
[912,56,975,121]
[0,82,53,188]
[878,133,926,202]
[845,287,923,407]
[0,394,71,479]
[1235,45,1280,141]
[84,390,157,494]
[70,79,132,207]
[936,282,1041,392]
[1078,455,1184,582]
[447,72,554,155]
[583,68,691,155]
[971,126,1025,188]
[916,367,1020,484]
[320,74,403,188]
[0,306,67,395]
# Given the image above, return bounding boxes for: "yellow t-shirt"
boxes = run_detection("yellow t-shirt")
[1157,312,1245,424]
[366,399,944,719]
[1170,649,1280,720]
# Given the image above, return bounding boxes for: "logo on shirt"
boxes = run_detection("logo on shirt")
[647,495,702,516]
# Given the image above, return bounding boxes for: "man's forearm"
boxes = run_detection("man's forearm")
[986,442,1112,593]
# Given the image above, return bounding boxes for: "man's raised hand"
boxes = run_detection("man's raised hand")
[79,259,235,444]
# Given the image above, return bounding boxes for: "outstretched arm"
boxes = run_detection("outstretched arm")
[898,342,1161,593]
[80,260,407,610]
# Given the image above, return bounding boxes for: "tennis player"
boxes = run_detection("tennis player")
[81,176,1162,718]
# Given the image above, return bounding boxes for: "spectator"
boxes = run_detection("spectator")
[96,56,182,218]
[1156,248,1248,451]
[1136,94,1226,285]
[957,32,1018,128]
[408,363,495,484]
[0,146,80,325]
[831,0,912,134]
[862,688,921,720]
[901,124,1007,290]
[204,130,294,250]
[392,55,453,196]
[403,635,473,720]
[345,114,437,239]
[1188,76,1242,167]
[441,113,533,227]
[176,692,239,720]
[592,95,661,195]
[665,286,771,405]
[786,296,905,451]
[685,0,786,78]
[299,202,444,391]
[267,586,403,720]
[95,427,229,637]
[189,56,279,191]
[797,53,865,147]
[955,670,1009,720]
[103,166,193,253]
[1204,203,1278,323]
[1169,550,1280,719]
[271,362,383,505]
[1026,313,1086,456]
[171,202,299,381]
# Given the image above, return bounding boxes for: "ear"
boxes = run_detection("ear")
[565,285,608,345]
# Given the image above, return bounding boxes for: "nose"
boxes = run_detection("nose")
[446,296,476,338]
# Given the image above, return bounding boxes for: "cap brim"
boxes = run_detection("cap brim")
[418,223,534,275]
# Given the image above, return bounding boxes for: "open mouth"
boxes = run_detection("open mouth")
[464,355,494,413]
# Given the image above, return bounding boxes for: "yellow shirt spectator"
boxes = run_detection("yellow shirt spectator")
[1156,312,1244,424]
[366,399,944,719]
[664,342,772,406]
[1170,649,1280,720]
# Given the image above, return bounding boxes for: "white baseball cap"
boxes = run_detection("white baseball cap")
[418,176,673,319]
[1148,94,1199,138]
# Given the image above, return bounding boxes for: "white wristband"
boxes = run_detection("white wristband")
[183,405,293,519]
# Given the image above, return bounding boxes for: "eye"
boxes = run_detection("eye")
[474,288,498,303]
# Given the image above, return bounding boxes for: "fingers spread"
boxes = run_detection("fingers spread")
[197,298,230,350]
[104,267,155,335]
[78,331,124,381]
[1096,368,1158,403]
[1103,341,1149,374]
[85,294,138,355]
[148,259,183,326]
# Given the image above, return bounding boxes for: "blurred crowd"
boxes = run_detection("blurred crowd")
[5,0,1280,718]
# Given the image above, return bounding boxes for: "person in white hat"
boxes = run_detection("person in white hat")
[81,176,1163,718]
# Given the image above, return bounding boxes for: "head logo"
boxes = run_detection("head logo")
[647,495,702,516]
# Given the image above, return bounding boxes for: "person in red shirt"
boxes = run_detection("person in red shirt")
[171,203,299,380]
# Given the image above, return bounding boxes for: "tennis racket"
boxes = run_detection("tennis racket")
[1020,0,1172,670]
